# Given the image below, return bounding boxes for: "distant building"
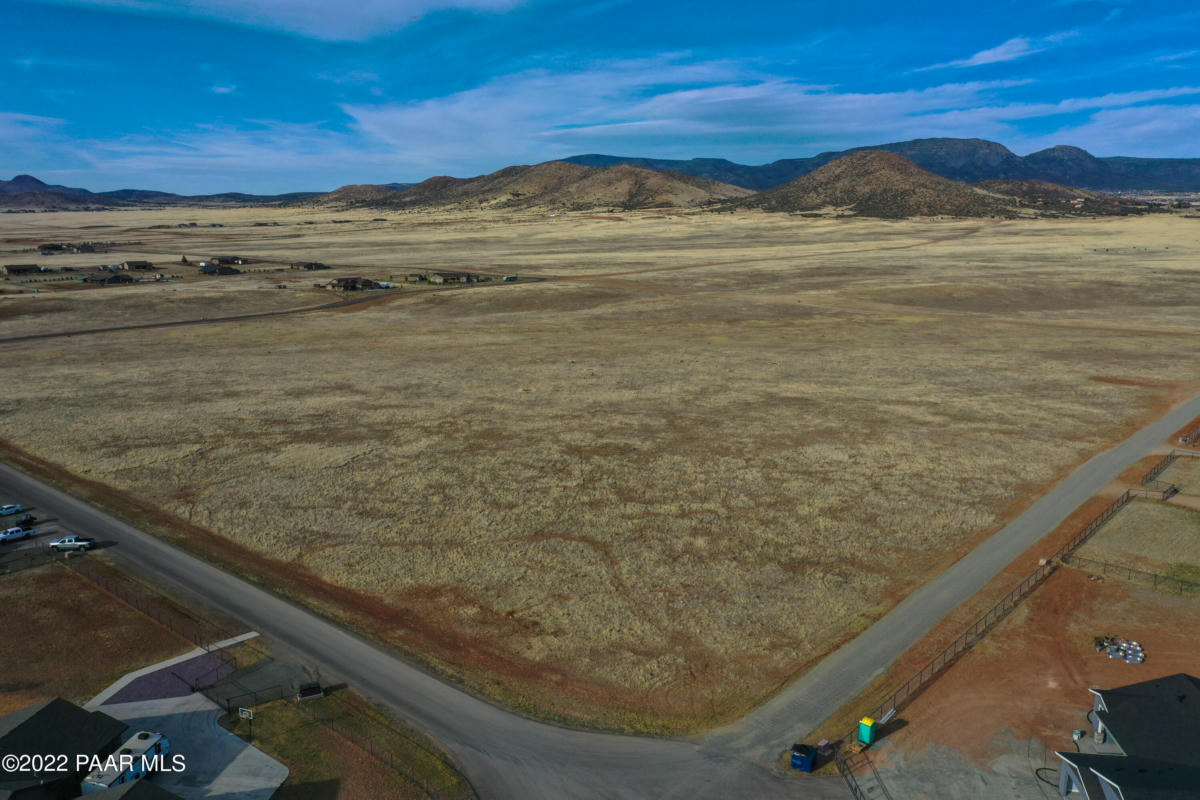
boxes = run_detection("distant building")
[199,264,241,275]
[0,697,127,799]
[75,244,96,253]
[208,256,247,266]
[1055,673,1200,799]
[405,273,426,282]
[290,261,329,270]
[428,271,478,285]
[326,277,380,291]
[2,264,40,275]
[120,260,154,270]
[83,272,136,285]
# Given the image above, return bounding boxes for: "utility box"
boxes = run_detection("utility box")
[858,716,877,745]
[790,743,816,772]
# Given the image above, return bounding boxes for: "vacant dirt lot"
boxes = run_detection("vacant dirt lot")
[0,562,191,714]
[2,208,1200,730]
[869,566,1200,799]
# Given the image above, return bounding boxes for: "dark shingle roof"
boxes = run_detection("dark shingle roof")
[0,698,126,790]
[1058,675,1200,799]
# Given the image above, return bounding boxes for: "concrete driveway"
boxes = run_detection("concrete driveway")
[88,646,287,800]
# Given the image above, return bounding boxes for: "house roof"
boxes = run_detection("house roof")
[1059,675,1200,799]
[0,698,126,789]
[1095,674,1200,767]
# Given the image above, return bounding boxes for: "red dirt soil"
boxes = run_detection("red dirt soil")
[883,566,1200,765]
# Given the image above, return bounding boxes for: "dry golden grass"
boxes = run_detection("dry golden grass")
[2,207,1200,729]
[1076,500,1200,572]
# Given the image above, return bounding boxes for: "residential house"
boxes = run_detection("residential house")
[208,256,247,266]
[199,265,241,275]
[326,277,380,291]
[119,261,154,271]
[428,271,478,285]
[2,264,40,276]
[290,262,329,271]
[82,272,136,286]
[0,697,127,799]
[1056,673,1200,799]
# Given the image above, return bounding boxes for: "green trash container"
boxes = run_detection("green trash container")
[858,716,877,745]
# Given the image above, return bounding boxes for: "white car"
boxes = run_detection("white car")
[0,527,33,543]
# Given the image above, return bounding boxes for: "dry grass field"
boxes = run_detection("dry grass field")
[1076,499,1200,574]
[2,207,1200,730]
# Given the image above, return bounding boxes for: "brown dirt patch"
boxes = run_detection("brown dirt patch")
[881,566,1200,765]
[0,563,192,714]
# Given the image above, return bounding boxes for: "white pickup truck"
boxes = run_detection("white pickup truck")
[0,527,34,543]
[48,535,95,552]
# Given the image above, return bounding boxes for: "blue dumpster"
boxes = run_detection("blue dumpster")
[791,743,815,772]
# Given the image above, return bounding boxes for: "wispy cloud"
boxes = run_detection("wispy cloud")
[30,0,525,41]
[917,33,1076,71]
[210,84,237,94]
[1156,50,1198,63]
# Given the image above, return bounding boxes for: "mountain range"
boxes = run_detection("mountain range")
[4,137,1198,215]
[563,138,1200,192]
[0,174,321,209]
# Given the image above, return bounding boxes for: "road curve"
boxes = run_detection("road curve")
[1,393,1197,797]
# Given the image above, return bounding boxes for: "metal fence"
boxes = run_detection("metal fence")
[865,489,1132,724]
[1180,426,1200,446]
[0,547,56,575]
[1067,555,1200,595]
[220,684,291,711]
[221,686,471,799]
[1140,451,1179,486]
[835,744,893,800]
[58,556,226,649]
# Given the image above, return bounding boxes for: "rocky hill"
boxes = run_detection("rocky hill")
[738,151,1017,218]
[308,161,752,211]
[974,179,1141,215]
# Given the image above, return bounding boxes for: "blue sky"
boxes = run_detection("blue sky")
[2,0,1198,193]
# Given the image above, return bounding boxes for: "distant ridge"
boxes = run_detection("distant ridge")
[738,151,1018,218]
[0,174,324,209]
[564,138,1200,192]
[306,161,753,211]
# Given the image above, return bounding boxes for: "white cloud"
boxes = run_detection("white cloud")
[5,58,1199,192]
[210,84,237,94]
[31,0,523,40]
[1012,104,1200,157]
[1156,50,1198,63]
[917,31,1080,71]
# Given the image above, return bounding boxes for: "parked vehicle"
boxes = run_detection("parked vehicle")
[48,535,95,552]
[81,731,171,794]
[12,513,35,525]
[0,504,25,516]
[0,527,34,543]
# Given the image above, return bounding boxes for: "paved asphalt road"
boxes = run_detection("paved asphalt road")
[2,394,1198,798]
